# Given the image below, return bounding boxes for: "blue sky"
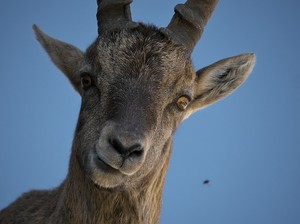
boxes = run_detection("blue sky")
[0,0,300,223]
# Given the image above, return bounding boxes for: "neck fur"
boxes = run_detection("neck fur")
[54,139,172,224]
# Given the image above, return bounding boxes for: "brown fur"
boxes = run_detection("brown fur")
[0,139,172,224]
[0,2,255,224]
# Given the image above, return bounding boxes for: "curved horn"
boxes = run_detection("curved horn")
[161,0,219,53]
[97,0,138,35]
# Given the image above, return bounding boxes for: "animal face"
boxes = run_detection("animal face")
[32,1,255,190]
[73,26,196,188]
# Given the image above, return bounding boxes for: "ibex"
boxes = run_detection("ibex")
[0,0,255,223]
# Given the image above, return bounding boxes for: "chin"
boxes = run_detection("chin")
[91,168,128,190]
[87,150,128,189]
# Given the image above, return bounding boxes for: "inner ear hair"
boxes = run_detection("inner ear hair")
[190,53,256,111]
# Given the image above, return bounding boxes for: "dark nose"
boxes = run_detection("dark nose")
[109,136,144,160]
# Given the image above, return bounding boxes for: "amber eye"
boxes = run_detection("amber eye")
[80,74,92,89]
[176,96,190,111]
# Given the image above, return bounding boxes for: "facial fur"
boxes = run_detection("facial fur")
[73,25,195,189]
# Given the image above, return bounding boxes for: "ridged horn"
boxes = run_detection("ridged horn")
[97,0,138,35]
[161,0,219,53]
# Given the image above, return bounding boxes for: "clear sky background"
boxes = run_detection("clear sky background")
[0,0,299,223]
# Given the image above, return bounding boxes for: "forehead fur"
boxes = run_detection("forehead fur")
[85,24,195,89]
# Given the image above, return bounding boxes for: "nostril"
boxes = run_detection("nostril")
[128,149,144,158]
[109,137,124,154]
[128,144,144,158]
[109,137,144,159]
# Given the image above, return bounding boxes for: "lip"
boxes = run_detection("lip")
[93,153,121,174]
[87,146,129,189]
[93,144,141,176]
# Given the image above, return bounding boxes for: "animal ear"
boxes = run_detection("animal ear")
[33,24,85,94]
[188,53,255,113]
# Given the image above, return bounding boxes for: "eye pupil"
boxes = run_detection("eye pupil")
[80,75,92,89]
[176,96,190,111]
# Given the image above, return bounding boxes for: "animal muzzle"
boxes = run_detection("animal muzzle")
[95,121,147,175]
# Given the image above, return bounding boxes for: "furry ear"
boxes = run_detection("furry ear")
[33,25,85,94]
[188,53,255,113]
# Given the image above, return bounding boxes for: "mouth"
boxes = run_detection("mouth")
[87,148,128,189]
[93,153,121,174]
